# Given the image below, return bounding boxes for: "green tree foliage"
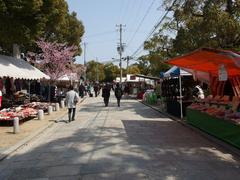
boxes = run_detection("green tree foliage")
[103,63,120,82]
[86,60,105,82]
[164,0,240,53]
[0,0,84,55]
[143,0,240,74]
[143,34,172,76]
[127,65,141,74]
[134,56,151,75]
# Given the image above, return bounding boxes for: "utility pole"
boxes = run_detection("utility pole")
[96,57,99,82]
[116,24,125,83]
[83,42,87,81]
[126,56,129,74]
[125,56,132,74]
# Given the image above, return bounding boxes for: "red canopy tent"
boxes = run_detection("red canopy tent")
[167,48,240,96]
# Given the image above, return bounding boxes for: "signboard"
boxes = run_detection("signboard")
[130,75,136,80]
[218,64,228,81]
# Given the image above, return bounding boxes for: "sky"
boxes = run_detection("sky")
[66,0,166,67]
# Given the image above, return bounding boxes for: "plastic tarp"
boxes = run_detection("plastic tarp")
[167,48,240,77]
[0,55,50,80]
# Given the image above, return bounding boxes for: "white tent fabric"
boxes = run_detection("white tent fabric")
[0,55,50,80]
[58,73,78,81]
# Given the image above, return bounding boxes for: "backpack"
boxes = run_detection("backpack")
[116,88,122,97]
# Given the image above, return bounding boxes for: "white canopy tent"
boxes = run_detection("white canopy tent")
[163,66,191,77]
[0,55,50,80]
[162,66,192,119]
[58,73,78,81]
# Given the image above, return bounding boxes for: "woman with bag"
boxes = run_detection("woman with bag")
[65,85,79,123]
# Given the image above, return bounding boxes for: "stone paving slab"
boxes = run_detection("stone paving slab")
[0,95,240,179]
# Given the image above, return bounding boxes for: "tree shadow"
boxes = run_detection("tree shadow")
[0,120,239,179]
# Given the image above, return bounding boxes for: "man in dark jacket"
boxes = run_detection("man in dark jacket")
[94,83,99,97]
[79,83,85,98]
[102,83,111,107]
[114,83,123,107]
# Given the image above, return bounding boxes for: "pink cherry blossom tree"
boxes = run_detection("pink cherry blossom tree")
[29,39,77,81]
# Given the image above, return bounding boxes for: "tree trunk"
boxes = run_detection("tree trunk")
[226,0,233,15]
[13,44,21,59]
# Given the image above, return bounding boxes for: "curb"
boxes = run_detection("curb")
[140,101,240,158]
[0,97,87,161]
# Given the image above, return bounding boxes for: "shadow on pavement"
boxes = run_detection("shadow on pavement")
[0,120,240,179]
[0,97,240,179]
[79,100,167,119]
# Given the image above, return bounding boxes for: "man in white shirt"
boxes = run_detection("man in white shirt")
[65,85,79,123]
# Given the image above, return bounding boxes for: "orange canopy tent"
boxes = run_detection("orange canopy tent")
[167,48,240,96]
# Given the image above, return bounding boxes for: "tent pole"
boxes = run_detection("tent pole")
[179,75,183,119]
[28,80,31,102]
[48,82,51,102]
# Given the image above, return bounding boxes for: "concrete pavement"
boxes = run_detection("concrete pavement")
[0,94,240,179]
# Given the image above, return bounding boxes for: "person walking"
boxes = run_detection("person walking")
[94,83,99,97]
[102,83,111,107]
[65,85,79,123]
[114,83,123,107]
[78,83,85,98]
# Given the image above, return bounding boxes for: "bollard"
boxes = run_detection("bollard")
[48,106,53,115]
[13,117,20,134]
[55,103,60,111]
[60,100,65,108]
[38,110,44,120]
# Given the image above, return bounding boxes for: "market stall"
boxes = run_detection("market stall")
[160,66,194,118]
[0,55,50,125]
[116,74,157,97]
[167,48,240,148]
[135,74,160,101]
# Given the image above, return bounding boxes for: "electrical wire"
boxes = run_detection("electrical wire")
[118,0,127,23]
[122,0,138,26]
[126,0,157,48]
[126,0,144,29]
[130,0,178,58]
[84,31,116,39]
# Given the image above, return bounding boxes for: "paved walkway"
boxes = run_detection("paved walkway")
[0,95,240,179]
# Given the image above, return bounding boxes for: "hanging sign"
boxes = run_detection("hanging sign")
[218,64,228,81]
[0,90,2,108]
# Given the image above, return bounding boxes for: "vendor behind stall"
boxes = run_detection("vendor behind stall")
[155,81,161,99]
[193,85,205,100]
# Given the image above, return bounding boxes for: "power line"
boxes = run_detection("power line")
[126,0,144,30]
[130,0,178,58]
[87,39,117,45]
[118,0,127,23]
[126,0,157,47]
[122,0,138,26]
[84,31,116,39]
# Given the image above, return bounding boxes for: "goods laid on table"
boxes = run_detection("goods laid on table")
[143,90,157,104]
[0,102,51,122]
[22,102,50,112]
[188,95,240,124]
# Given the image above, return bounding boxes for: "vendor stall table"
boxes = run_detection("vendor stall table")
[186,108,240,149]
[167,100,192,118]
